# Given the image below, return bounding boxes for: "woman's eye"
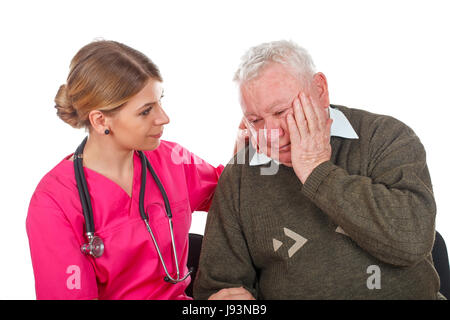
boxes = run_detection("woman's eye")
[251,119,261,124]
[140,107,152,116]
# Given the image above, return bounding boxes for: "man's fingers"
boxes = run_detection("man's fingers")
[208,287,255,300]
[325,118,333,141]
[225,294,256,300]
[243,117,255,135]
[312,100,328,129]
[242,117,260,152]
[209,293,254,300]
[299,93,318,133]
[237,128,249,140]
[287,113,301,146]
[292,97,308,138]
[238,116,247,130]
[224,287,248,294]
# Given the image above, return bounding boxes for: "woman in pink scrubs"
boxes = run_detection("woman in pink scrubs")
[25,40,226,300]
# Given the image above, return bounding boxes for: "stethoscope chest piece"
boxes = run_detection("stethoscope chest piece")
[81,234,104,258]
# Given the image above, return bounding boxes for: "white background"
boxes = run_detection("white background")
[0,0,448,299]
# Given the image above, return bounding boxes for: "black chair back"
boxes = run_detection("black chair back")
[186,233,203,298]
[432,231,450,299]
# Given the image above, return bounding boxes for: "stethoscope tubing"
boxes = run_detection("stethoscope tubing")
[74,137,95,234]
[75,137,190,283]
[138,151,188,283]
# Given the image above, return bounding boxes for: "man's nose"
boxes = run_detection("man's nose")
[264,118,284,142]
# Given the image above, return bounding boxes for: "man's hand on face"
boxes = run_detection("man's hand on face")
[233,117,250,156]
[286,92,333,184]
[208,286,256,300]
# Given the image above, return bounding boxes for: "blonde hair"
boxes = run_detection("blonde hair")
[55,40,162,129]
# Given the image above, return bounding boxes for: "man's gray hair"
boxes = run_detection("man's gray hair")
[233,40,316,84]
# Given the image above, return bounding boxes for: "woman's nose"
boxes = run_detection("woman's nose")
[154,105,170,126]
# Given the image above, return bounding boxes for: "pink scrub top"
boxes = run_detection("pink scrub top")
[26,140,224,300]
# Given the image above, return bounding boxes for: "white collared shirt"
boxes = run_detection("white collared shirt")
[249,106,359,166]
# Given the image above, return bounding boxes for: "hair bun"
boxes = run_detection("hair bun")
[54,84,81,128]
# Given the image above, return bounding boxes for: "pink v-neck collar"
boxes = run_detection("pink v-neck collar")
[61,150,142,214]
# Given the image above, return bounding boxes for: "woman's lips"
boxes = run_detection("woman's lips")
[149,131,163,138]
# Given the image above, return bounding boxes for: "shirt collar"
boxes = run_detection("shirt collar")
[249,106,359,166]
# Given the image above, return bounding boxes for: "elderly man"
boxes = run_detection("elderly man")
[193,40,442,300]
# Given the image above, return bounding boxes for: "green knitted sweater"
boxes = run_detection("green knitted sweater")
[194,105,441,300]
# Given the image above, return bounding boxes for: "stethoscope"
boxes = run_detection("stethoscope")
[74,136,191,284]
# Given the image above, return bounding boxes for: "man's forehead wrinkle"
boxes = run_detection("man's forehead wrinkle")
[240,83,258,115]
[245,74,283,97]
[243,83,281,116]
[242,81,261,105]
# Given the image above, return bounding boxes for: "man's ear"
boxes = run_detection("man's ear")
[88,110,109,135]
[313,72,330,107]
